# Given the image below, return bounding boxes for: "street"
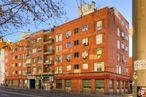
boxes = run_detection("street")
[0,87,122,97]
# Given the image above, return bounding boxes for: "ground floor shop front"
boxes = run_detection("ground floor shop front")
[27,74,54,90]
[54,72,130,95]
[5,76,28,88]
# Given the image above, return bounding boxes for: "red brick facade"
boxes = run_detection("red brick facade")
[4,7,130,95]
[54,7,130,94]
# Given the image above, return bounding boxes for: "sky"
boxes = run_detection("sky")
[5,0,132,56]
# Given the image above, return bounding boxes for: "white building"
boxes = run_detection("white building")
[0,49,5,84]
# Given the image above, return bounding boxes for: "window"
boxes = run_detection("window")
[121,19,125,26]
[125,35,129,41]
[82,63,88,69]
[94,62,104,72]
[38,56,43,62]
[96,48,103,59]
[83,80,91,88]
[66,54,71,61]
[37,47,42,52]
[126,24,129,30]
[37,37,42,42]
[18,63,21,66]
[82,50,88,59]
[82,25,88,31]
[96,34,102,44]
[31,39,36,44]
[56,80,62,89]
[32,67,37,73]
[117,28,120,36]
[74,40,79,46]
[56,56,62,62]
[116,65,121,74]
[66,65,71,71]
[96,20,103,30]
[121,43,125,50]
[15,63,18,67]
[117,40,120,49]
[74,52,79,58]
[125,46,128,52]
[18,71,22,74]
[56,34,62,42]
[56,45,62,52]
[48,46,53,51]
[66,42,71,48]
[117,53,121,61]
[32,48,37,53]
[96,80,104,88]
[33,58,38,63]
[74,28,79,34]
[66,31,71,38]
[56,66,62,74]
[121,32,125,38]
[65,80,71,87]
[74,64,79,70]
[82,38,88,46]
[15,71,18,74]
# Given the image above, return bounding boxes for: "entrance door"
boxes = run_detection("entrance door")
[30,79,35,89]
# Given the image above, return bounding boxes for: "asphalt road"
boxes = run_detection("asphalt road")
[0,87,122,97]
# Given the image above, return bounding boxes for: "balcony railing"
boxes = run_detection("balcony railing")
[26,55,31,58]
[44,60,54,65]
[44,50,54,55]
[25,63,31,67]
[44,39,54,44]
[27,72,31,74]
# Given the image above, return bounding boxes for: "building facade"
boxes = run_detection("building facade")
[0,49,5,85]
[5,40,28,88]
[4,6,130,95]
[54,7,130,95]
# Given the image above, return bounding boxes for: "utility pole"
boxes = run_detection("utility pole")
[133,0,146,97]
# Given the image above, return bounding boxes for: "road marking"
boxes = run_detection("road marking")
[0,90,44,97]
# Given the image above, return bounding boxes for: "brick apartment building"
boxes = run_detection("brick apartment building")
[54,6,130,94]
[0,49,5,84]
[4,3,130,95]
[5,30,55,90]
[5,40,28,88]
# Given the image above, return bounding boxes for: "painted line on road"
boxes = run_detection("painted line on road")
[0,90,44,97]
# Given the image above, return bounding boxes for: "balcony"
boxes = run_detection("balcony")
[43,30,53,35]
[44,50,54,55]
[43,65,54,74]
[27,71,31,74]
[26,54,31,58]
[44,39,54,44]
[25,63,31,67]
[44,60,54,65]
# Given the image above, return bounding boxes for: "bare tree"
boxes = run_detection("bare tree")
[0,0,65,37]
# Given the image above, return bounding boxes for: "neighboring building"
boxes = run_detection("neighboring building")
[5,30,55,90]
[4,5,130,95]
[0,49,5,84]
[5,40,28,88]
[54,6,130,95]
